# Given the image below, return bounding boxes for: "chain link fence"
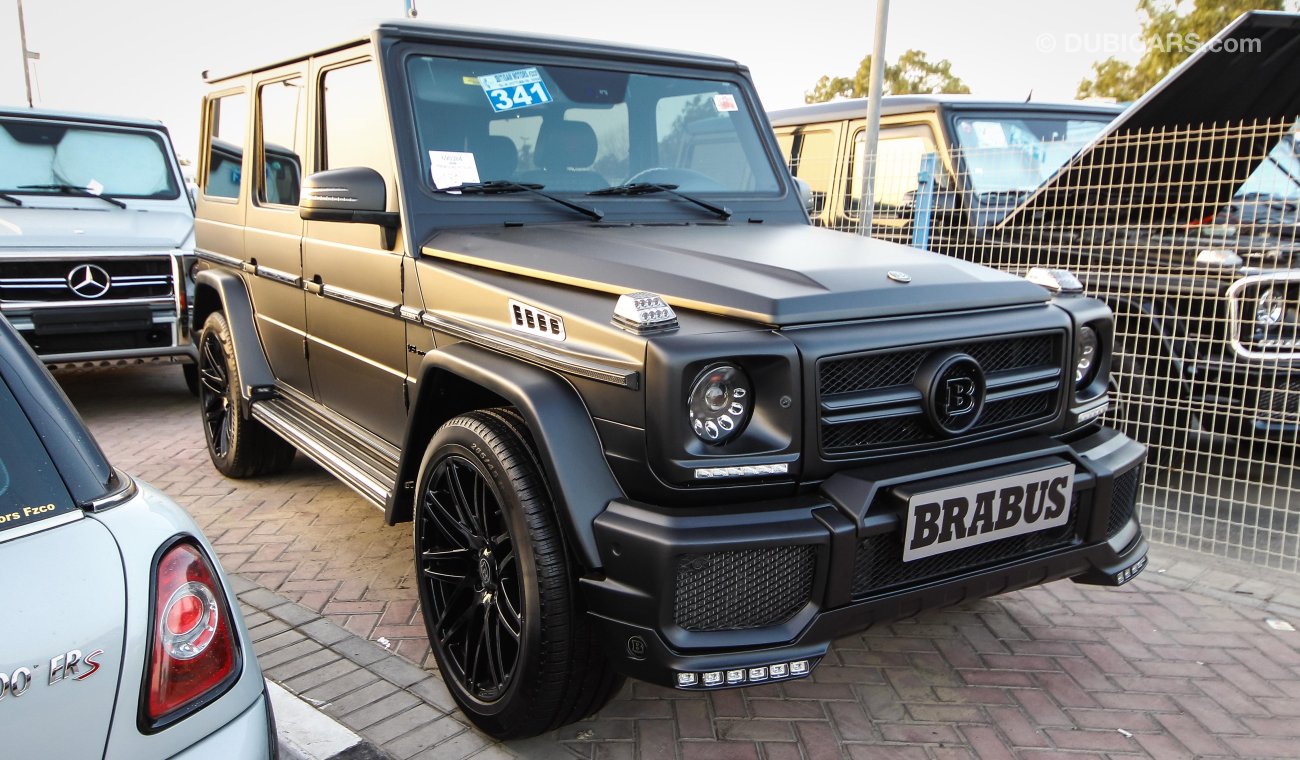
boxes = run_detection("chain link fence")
[779,114,1300,572]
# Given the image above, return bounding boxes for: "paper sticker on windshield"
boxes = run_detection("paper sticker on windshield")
[479,68,553,113]
[713,94,739,112]
[429,151,480,193]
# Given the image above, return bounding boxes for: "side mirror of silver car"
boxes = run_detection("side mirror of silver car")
[793,177,814,214]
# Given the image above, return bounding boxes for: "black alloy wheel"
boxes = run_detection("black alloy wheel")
[196,311,294,478]
[417,454,522,701]
[414,410,621,739]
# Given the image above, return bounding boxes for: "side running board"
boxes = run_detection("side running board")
[251,395,400,509]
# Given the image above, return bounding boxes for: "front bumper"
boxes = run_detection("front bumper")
[582,426,1147,689]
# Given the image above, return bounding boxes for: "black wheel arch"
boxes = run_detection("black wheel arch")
[192,268,276,405]
[390,341,624,571]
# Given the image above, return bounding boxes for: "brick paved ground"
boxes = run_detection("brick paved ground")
[60,364,1300,759]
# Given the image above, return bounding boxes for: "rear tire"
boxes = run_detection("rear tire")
[197,311,295,478]
[413,410,620,739]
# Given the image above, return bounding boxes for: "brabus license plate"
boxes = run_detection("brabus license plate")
[902,463,1075,562]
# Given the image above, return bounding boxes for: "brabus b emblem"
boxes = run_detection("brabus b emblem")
[921,353,986,436]
[944,376,977,415]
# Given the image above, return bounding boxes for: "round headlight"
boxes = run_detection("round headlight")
[1075,325,1100,388]
[688,364,752,445]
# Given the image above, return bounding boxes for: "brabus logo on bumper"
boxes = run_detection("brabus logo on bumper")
[903,463,1076,562]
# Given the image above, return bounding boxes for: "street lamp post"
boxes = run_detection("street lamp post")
[16,0,37,107]
[858,0,890,237]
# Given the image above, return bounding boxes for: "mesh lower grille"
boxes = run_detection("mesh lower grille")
[674,545,816,632]
[850,495,1081,598]
[1107,466,1141,536]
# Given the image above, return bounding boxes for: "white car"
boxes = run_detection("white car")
[0,315,274,758]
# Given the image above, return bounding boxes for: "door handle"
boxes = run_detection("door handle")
[304,275,323,295]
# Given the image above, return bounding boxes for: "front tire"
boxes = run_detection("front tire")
[197,311,295,478]
[414,410,620,739]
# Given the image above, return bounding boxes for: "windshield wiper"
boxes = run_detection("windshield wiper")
[18,184,127,209]
[588,182,731,220]
[0,192,22,207]
[432,180,603,221]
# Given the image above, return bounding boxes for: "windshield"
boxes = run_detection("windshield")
[1236,132,1300,201]
[405,55,780,196]
[0,117,180,199]
[951,114,1112,197]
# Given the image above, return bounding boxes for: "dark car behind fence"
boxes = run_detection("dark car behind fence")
[778,110,1300,573]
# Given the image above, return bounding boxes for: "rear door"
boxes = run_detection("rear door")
[244,64,311,393]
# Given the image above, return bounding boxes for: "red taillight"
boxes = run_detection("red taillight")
[144,540,238,728]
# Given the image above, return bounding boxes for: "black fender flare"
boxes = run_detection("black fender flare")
[193,269,276,402]
[391,342,624,570]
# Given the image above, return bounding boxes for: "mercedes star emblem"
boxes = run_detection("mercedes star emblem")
[67,264,112,299]
[887,270,912,284]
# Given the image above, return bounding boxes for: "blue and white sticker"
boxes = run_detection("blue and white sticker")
[479,67,553,113]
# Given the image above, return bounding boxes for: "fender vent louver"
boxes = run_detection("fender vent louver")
[508,299,566,341]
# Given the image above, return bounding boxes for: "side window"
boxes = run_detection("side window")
[205,92,247,200]
[845,126,937,219]
[321,61,392,181]
[788,128,837,218]
[258,77,305,206]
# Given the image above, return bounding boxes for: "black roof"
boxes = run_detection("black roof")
[205,21,746,83]
[767,95,1124,128]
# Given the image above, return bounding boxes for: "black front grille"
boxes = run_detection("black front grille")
[1106,466,1141,536]
[674,545,816,632]
[851,495,1081,598]
[1259,378,1300,421]
[0,257,174,302]
[818,333,1063,457]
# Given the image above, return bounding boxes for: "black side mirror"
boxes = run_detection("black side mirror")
[300,167,399,229]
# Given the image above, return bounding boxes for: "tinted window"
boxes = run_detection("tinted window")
[258,77,305,206]
[0,379,75,532]
[206,92,247,199]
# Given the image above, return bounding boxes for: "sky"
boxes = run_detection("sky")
[0,0,1152,162]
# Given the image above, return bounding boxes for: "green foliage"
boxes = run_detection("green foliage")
[805,49,971,104]
[1077,0,1285,100]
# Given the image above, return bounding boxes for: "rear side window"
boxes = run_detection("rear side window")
[0,379,75,534]
[206,92,248,200]
[258,77,306,206]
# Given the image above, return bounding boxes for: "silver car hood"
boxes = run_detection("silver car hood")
[0,516,125,759]
[0,206,193,250]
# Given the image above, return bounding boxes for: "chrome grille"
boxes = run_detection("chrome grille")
[0,257,174,302]
[817,332,1064,457]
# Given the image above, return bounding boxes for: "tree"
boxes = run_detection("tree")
[805,49,970,103]
[1077,0,1285,100]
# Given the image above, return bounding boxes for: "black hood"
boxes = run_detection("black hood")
[996,11,1300,231]
[423,223,1049,326]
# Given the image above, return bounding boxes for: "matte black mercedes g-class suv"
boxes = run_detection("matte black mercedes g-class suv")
[192,22,1147,739]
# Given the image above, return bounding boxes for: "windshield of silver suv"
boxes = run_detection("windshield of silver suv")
[951,114,1110,198]
[404,55,781,196]
[0,117,180,200]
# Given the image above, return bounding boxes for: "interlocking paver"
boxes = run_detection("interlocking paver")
[61,363,1300,759]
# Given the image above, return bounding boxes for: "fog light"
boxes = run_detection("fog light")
[747,666,768,682]
[789,660,810,676]
[703,671,724,687]
[770,663,789,678]
[726,669,746,684]
[676,672,698,687]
